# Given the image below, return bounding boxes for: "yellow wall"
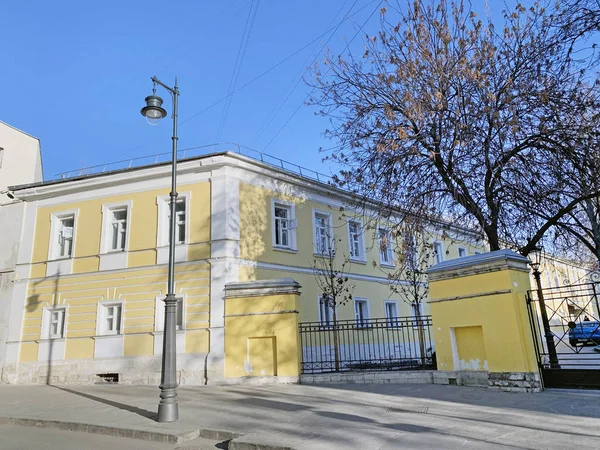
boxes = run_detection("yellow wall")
[241,266,419,323]
[19,263,210,361]
[224,291,301,378]
[429,265,538,374]
[238,182,485,323]
[29,182,211,276]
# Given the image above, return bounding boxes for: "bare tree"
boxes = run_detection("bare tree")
[311,230,355,371]
[384,219,434,365]
[309,0,600,257]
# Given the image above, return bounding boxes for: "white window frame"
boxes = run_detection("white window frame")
[271,199,297,251]
[378,227,394,266]
[155,295,185,332]
[433,241,444,265]
[100,201,133,254]
[48,209,79,261]
[347,219,366,262]
[411,301,424,329]
[458,246,467,258]
[354,298,370,327]
[313,209,333,255]
[318,295,334,327]
[384,300,399,327]
[41,306,67,340]
[157,192,191,247]
[96,301,124,336]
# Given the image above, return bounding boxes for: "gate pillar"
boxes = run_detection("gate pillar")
[223,278,302,383]
[427,250,541,392]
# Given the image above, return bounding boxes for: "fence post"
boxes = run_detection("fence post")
[223,278,302,382]
[427,250,541,392]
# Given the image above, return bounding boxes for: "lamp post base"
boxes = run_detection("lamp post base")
[157,389,179,422]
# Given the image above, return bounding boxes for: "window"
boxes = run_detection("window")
[385,301,398,327]
[458,247,467,258]
[0,147,3,168]
[274,204,290,247]
[354,298,369,327]
[110,209,127,251]
[43,307,66,339]
[378,228,394,265]
[173,200,186,244]
[157,193,190,249]
[155,297,185,331]
[433,241,444,264]
[318,296,334,327]
[49,212,77,260]
[57,216,74,258]
[100,202,132,255]
[98,303,123,335]
[348,220,364,260]
[272,200,296,250]
[313,211,332,254]
[411,301,424,328]
[404,233,418,269]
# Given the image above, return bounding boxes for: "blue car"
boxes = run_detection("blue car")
[568,321,600,346]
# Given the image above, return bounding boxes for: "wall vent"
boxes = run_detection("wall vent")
[96,373,120,384]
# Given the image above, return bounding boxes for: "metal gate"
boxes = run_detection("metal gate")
[527,282,600,389]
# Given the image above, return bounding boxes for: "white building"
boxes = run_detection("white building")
[0,121,43,377]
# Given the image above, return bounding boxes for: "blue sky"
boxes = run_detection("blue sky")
[1,0,387,180]
[2,0,515,181]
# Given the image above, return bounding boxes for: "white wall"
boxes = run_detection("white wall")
[0,121,42,379]
[0,120,42,199]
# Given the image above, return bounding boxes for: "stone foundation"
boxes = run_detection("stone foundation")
[487,371,542,392]
[301,370,439,385]
[1,353,210,385]
[300,370,542,392]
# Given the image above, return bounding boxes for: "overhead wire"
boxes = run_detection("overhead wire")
[214,0,261,145]
[179,0,380,127]
[251,0,354,146]
[262,0,385,151]
[111,0,252,157]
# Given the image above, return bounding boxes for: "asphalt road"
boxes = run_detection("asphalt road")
[0,425,223,450]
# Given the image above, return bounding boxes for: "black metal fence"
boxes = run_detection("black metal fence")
[528,282,600,367]
[299,316,435,374]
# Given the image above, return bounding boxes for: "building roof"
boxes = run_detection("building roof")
[8,147,482,239]
[0,120,40,141]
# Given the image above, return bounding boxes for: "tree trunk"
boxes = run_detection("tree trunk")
[416,309,426,366]
[333,307,340,372]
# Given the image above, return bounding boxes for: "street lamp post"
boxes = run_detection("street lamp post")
[141,76,180,422]
[529,246,560,369]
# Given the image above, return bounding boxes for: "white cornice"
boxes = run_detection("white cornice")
[10,151,481,238]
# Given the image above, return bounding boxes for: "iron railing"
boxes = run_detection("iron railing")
[299,316,435,374]
[527,282,600,368]
[53,143,334,185]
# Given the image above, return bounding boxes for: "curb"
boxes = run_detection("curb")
[228,433,295,450]
[0,417,240,445]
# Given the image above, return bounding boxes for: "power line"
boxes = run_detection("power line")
[215,0,261,144]
[251,0,354,146]
[262,0,384,151]
[179,0,380,127]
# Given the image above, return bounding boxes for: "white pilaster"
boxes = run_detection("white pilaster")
[207,168,240,382]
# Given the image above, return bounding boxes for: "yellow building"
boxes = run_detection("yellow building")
[3,151,486,384]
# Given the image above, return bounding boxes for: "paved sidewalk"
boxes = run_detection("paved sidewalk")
[1,383,600,449]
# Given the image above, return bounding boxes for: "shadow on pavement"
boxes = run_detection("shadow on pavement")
[311,383,600,419]
[54,387,157,421]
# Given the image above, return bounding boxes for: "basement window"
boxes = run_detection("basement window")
[96,373,120,384]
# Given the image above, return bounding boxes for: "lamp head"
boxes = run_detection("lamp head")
[141,94,167,125]
[529,245,543,272]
